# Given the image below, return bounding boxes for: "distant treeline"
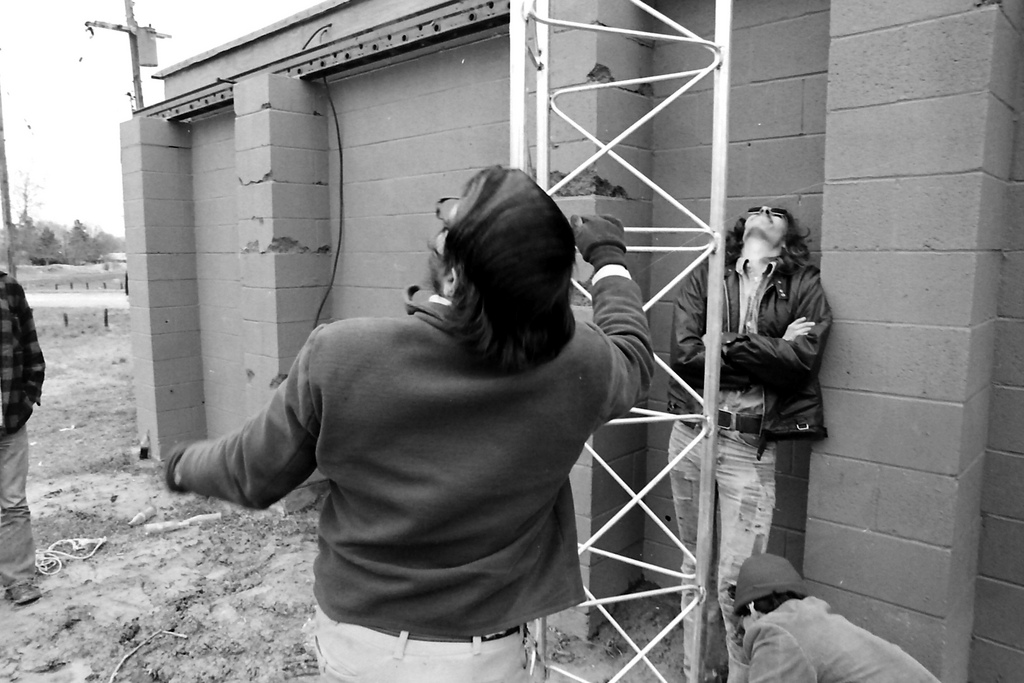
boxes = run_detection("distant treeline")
[14,215,124,266]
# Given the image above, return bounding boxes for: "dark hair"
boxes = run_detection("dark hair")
[724,208,811,274]
[441,166,576,372]
[730,586,804,617]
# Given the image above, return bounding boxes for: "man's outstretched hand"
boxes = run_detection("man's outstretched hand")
[570,214,627,272]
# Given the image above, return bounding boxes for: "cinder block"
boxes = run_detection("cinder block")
[831,0,979,37]
[820,251,997,326]
[970,636,1024,683]
[989,386,1024,454]
[980,516,1024,584]
[271,253,333,289]
[590,455,636,519]
[139,380,204,413]
[150,405,206,446]
[337,251,424,290]
[198,280,241,309]
[234,73,324,117]
[237,217,333,253]
[131,329,202,363]
[826,94,991,180]
[333,284,405,320]
[199,304,242,336]
[204,379,248,417]
[653,89,713,151]
[196,253,240,282]
[999,251,1024,318]
[593,423,647,462]
[820,320,981,401]
[974,576,1024,649]
[192,197,234,232]
[237,146,328,186]
[335,36,505,115]
[129,304,200,338]
[346,78,508,149]
[122,170,192,202]
[642,539,686,588]
[194,224,239,254]
[235,109,328,152]
[730,79,804,142]
[807,453,880,529]
[994,319,1024,386]
[746,12,830,83]
[124,198,194,230]
[192,137,234,174]
[135,355,204,388]
[201,357,243,386]
[829,12,998,111]
[875,467,963,546]
[127,252,197,282]
[241,182,330,220]
[193,167,234,202]
[821,173,1003,251]
[807,580,945,675]
[199,329,241,362]
[341,122,506,181]
[127,276,197,309]
[120,117,191,149]
[982,451,1024,518]
[804,519,952,616]
[120,143,191,175]
[125,224,196,256]
[205,405,244,439]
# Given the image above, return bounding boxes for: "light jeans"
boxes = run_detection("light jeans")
[0,427,36,587]
[668,421,776,683]
[313,606,531,683]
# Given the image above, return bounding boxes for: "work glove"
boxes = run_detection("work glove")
[163,442,190,493]
[570,214,627,272]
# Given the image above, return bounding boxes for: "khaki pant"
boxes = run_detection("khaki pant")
[668,421,776,683]
[313,607,531,683]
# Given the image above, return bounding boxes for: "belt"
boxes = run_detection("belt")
[363,624,521,643]
[717,409,762,434]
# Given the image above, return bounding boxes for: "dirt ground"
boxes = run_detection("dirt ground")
[2,297,688,683]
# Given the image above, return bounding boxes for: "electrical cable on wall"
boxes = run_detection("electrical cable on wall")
[312,76,344,329]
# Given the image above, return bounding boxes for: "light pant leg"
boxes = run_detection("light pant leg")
[314,607,530,683]
[714,436,776,683]
[0,428,36,586]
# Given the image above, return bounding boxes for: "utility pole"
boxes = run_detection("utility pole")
[86,2,170,112]
[0,67,16,276]
[124,0,144,109]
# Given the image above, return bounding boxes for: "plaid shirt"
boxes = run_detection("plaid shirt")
[0,272,44,434]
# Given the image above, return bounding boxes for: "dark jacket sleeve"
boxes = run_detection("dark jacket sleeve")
[169,327,324,508]
[590,274,654,421]
[669,262,751,389]
[722,267,832,390]
[13,281,45,406]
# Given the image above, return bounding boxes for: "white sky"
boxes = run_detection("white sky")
[1,1,320,236]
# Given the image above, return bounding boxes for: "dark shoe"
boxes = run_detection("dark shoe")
[8,582,42,605]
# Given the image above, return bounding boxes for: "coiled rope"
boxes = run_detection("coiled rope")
[35,537,107,575]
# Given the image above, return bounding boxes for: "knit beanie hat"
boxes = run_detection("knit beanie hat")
[733,554,809,614]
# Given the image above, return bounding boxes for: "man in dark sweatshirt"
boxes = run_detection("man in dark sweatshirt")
[164,166,653,682]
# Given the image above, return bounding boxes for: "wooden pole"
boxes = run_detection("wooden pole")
[0,66,16,277]
[123,0,144,109]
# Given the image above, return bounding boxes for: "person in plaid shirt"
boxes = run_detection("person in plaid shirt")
[0,271,45,606]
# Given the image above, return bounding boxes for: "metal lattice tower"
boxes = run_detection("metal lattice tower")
[510,1,734,681]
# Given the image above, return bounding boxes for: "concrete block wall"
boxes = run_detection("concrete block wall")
[645,0,830,584]
[191,114,243,436]
[234,74,333,419]
[325,36,509,321]
[973,1,1024,680]
[816,2,1015,680]
[121,117,206,456]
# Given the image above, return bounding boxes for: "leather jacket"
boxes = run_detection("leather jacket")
[667,259,832,442]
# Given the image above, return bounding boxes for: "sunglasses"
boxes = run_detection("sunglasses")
[747,206,787,219]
